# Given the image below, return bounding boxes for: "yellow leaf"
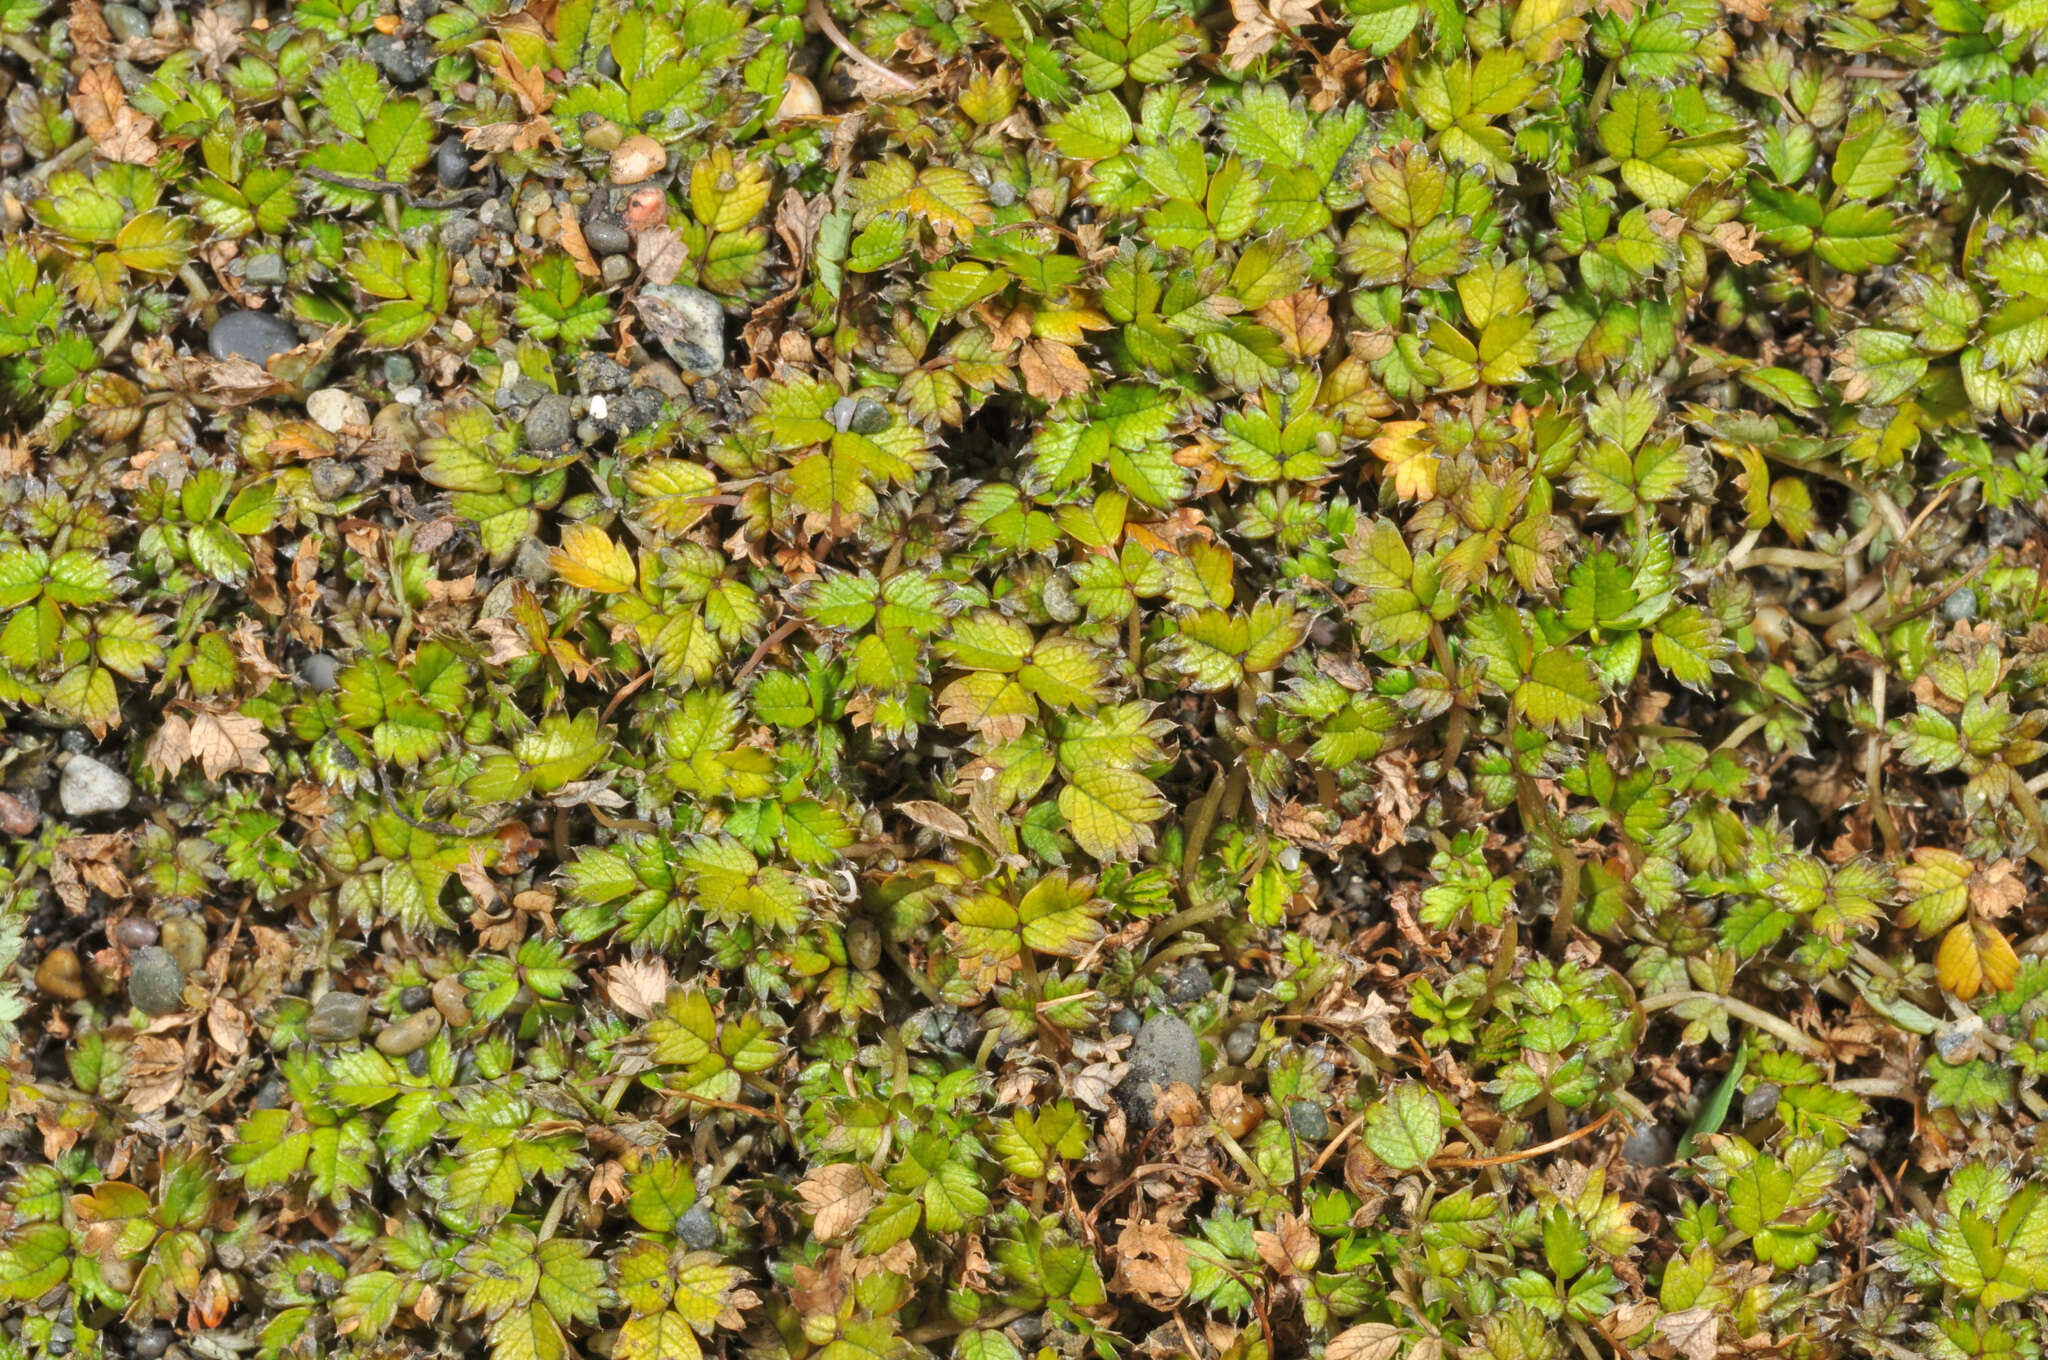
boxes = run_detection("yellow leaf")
[549,523,638,594]
[1938,919,2019,1000]
[1371,420,1439,500]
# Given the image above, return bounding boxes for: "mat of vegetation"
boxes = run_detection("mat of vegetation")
[2,0,2046,1357]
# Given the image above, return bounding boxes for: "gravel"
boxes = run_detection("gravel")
[60,754,133,817]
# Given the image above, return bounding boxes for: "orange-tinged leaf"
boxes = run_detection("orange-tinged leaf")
[550,523,638,593]
[1371,420,1439,500]
[69,66,159,165]
[1938,919,2019,1000]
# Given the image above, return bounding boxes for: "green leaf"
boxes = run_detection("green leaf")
[1365,1080,1442,1170]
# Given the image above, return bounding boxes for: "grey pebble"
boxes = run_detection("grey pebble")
[60,754,132,817]
[1223,1023,1258,1066]
[1115,1014,1204,1126]
[635,283,725,375]
[1286,1100,1330,1141]
[102,3,149,39]
[600,254,634,286]
[1741,1082,1782,1124]
[127,948,187,1017]
[367,31,432,85]
[1107,1006,1142,1039]
[307,991,371,1043]
[131,1328,173,1360]
[675,1202,718,1249]
[1940,586,1979,623]
[596,45,620,80]
[300,652,340,691]
[583,217,631,256]
[308,459,358,502]
[576,419,603,445]
[440,216,482,255]
[1162,961,1213,1005]
[208,310,301,365]
[1621,1122,1674,1167]
[436,136,471,190]
[376,1007,443,1056]
[400,985,431,1012]
[242,253,287,287]
[579,355,631,393]
[848,396,890,434]
[523,393,576,449]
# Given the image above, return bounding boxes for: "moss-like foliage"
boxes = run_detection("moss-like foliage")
[3,0,2048,1359]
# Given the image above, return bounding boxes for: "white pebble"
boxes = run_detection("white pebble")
[60,754,133,818]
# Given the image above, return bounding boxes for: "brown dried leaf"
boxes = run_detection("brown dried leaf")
[207,997,248,1058]
[1113,1219,1190,1305]
[1970,858,2025,919]
[797,1163,875,1243]
[1658,1307,1717,1360]
[1327,1323,1403,1360]
[126,1034,188,1114]
[1709,220,1763,265]
[636,224,689,285]
[70,66,160,165]
[191,6,242,70]
[71,0,114,63]
[186,710,270,780]
[558,206,601,278]
[1019,337,1091,402]
[604,957,671,1019]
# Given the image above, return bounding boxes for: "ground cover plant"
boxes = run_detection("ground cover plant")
[3,0,2048,1357]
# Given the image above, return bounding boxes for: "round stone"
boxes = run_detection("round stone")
[676,1202,718,1249]
[127,947,187,1016]
[60,754,132,818]
[1115,1014,1204,1127]
[634,284,725,375]
[1285,1100,1330,1141]
[523,394,576,449]
[208,310,301,365]
[1223,1023,1258,1066]
[300,652,340,691]
[35,946,88,1001]
[1621,1122,1674,1167]
[112,917,159,949]
[375,1007,443,1056]
[609,135,668,185]
[307,991,372,1043]
[582,217,631,256]
[307,388,370,434]
[436,136,471,190]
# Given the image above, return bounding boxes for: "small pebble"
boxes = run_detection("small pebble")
[596,46,620,80]
[127,948,187,1016]
[635,284,725,375]
[208,310,301,366]
[307,388,370,434]
[307,991,371,1043]
[1285,1100,1330,1141]
[675,1202,719,1249]
[583,217,631,256]
[112,918,159,949]
[1223,1023,1258,1066]
[1163,961,1214,1005]
[400,985,432,1013]
[440,215,482,255]
[847,397,891,435]
[437,136,471,190]
[35,946,88,1001]
[0,789,37,835]
[523,394,576,449]
[300,652,340,691]
[160,915,208,975]
[308,459,358,502]
[367,31,432,85]
[1742,1082,1782,1124]
[102,3,149,39]
[578,355,631,393]
[60,754,132,817]
[131,1328,173,1360]
[242,253,287,287]
[376,1007,443,1056]
[1940,586,1979,624]
[1115,1014,1204,1127]
[600,254,633,286]
[1108,1006,1143,1039]
[609,134,668,185]
[432,976,472,1028]
[1621,1122,1675,1167]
